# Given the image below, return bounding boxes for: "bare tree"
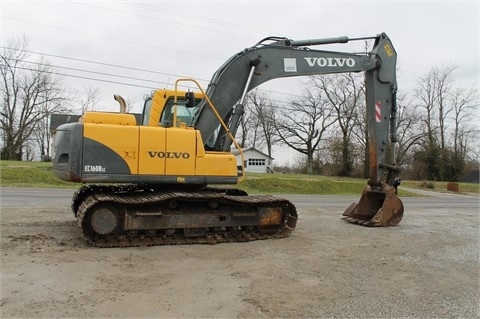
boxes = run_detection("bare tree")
[415,67,439,148]
[274,86,335,174]
[247,89,278,166]
[450,86,478,160]
[0,37,69,160]
[31,112,52,161]
[434,64,457,149]
[414,63,477,181]
[312,73,364,176]
[392,93,424,167]
[236,101,258,148]
[79,85,100,113]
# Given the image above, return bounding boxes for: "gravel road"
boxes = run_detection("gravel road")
[0,188,479,318]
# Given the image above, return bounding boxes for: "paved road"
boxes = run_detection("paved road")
[1,187,478,209]
[0,187,75,208]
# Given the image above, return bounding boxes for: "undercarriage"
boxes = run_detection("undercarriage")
[72,185,298,248]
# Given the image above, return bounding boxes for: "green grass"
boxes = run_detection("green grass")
[0,160,76,188]
[401,179,479,194]
[237,173,366,195]
[1,160,477,196]
[237,173,420,196]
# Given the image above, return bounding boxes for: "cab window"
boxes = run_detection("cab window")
[160,97,200,127]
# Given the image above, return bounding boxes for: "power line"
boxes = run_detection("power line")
[0,45,304,102]
[3,6,446,90]
[115,1,274,35]
[3,58,409,115]
[0,45,211,82]
[1,61,300,108]
[4,58,171,86]
[67,0,264,41]
[3,16,224,61]
[4,64,158,90]
[4,12,421,102]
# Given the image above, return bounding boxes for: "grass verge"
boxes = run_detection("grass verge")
[1,160,478,196]
[0,160,76,188]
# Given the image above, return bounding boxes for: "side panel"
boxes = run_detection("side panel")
[138,126,167,175]
[196,152,238,177]
[164,128,196,175]
[82,112,136,125]
[194,130,237,177]
[83,123,139,175]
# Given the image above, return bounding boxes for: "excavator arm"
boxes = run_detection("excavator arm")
[192,32,403,226]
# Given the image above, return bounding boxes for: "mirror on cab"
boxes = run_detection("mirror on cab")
[185,91,196,108]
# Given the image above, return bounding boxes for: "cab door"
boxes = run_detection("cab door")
[137,126,167,175]
[164,127,196,176]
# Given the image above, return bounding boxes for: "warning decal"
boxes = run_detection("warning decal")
[284,58,297,72]
[375,102,382,123]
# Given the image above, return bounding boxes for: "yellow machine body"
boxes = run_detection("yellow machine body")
[53,89,239,184]
[82,124,236,178]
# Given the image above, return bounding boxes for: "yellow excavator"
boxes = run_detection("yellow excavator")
[52,32,403,247]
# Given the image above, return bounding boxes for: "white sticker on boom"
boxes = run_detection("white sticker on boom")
[284,58,297,72]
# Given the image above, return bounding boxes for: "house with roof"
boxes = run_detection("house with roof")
[232,147,274,173]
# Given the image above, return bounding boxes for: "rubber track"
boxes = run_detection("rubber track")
[76,189,298,248]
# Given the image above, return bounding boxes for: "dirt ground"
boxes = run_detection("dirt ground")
[1,190,479,318]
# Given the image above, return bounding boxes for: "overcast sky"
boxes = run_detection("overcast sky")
[1,0,479,164]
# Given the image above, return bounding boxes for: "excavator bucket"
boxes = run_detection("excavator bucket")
[342,184,403,227]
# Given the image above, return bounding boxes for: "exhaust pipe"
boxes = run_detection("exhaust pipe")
[114,95,127,113]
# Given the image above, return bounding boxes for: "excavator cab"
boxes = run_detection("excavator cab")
[141,90,202,128]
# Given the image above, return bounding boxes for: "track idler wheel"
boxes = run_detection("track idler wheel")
[342,184,404,227]
[89,204,120,235]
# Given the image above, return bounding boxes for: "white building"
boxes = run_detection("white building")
[232,147,274,173]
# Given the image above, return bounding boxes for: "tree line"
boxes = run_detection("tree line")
[1,38,478,182]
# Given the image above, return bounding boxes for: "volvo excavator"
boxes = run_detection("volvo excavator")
[52,32,403,247]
